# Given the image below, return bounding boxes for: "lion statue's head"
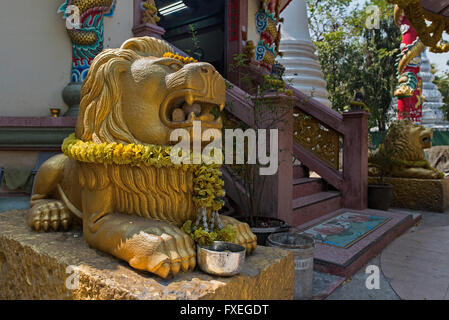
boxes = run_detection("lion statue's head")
[383,120,433,161]
[368,120,444,179]
[75,37,225,146]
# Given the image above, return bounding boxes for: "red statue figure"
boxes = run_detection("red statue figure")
[394,6,425,123]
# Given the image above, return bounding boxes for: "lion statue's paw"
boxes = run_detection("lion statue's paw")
[220,215,258,254]
[27,199,72,232]
[115,223,196,278]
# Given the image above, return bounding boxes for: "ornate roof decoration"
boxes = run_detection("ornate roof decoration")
[389,0,449,53]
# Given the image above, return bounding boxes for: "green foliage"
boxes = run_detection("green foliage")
[434,72,449,121]
[306,0,353,41]
[224,53,294,224]
[309,0,401,130]
[184,24,202,60]
[181,220,237,246]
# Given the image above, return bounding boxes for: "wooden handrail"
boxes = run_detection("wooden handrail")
[289,85,345,187]
[293,143,344,189]
[225,81,346,190]
[225,83,255,127]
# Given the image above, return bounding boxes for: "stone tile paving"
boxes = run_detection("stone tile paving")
[381,226,449,300]
[312,271,345,300]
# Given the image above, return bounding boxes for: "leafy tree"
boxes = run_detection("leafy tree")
[307,0,401,130]
[306,0,353,41]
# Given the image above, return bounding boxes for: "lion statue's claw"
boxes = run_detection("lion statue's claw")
[27,199,72,232]
[116,223,196,279]
[220,215,258,254]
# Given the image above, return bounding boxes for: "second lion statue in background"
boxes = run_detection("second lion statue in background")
[369,119,444,179]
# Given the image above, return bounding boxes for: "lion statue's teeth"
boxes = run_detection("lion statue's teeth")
[183,103,201,116]
[186,94,195,106]
[172,108,185,122]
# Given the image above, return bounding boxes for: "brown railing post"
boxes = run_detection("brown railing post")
[252,94,295,222]
[342,111,369,210]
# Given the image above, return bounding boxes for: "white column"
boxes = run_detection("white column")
[420,49,449,130]
[278,0,332,107]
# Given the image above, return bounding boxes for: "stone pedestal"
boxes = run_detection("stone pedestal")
[0,210,294,300]
[369,177,449,212]
[277,0,331,108]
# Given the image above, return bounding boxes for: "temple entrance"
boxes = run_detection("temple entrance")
[157,0,226,75]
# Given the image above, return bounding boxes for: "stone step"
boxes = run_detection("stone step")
[291,191,342,227]
[293,164,309,179]
[293,178,326,198]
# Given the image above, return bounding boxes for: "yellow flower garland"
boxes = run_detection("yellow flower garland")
[62,133,225,211]
[163,52,198,64]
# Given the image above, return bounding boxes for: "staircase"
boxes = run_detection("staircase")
[222,63,369,227]
[292,164,342,226]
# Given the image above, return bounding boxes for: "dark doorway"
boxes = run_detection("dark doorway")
[156,0,226,75]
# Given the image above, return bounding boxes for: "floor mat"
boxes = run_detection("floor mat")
[300,212,391,248]
[294,208,419,277]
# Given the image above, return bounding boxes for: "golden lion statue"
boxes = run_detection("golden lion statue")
[368,120,444,179]
[28,37,257,278]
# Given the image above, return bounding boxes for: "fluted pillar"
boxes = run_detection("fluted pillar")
[420,49,449,130]
[278,0,331,107]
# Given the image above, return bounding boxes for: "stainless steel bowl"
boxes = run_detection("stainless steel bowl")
[197,241,246,276]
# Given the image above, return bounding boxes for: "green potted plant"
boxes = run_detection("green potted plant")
[222,54,292,245]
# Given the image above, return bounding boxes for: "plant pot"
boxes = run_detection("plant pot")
[234,216,291,246]
[368,184,394,211]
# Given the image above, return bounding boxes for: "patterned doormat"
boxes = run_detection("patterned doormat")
[300,212,391,248]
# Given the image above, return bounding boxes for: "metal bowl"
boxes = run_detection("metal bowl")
[197,241,246,276]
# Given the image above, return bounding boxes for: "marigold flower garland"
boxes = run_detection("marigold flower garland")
[61,133,225,211]
[163,52,198,64]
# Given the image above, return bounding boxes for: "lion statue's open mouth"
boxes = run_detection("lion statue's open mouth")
[162,86,225,130]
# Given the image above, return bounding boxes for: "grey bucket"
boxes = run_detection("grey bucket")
[267,232,315,300]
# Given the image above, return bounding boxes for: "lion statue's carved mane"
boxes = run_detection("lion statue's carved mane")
[369,120,444,179]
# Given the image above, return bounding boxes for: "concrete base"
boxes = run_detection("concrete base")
[369,177,449,212]
[0,210,294,300]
